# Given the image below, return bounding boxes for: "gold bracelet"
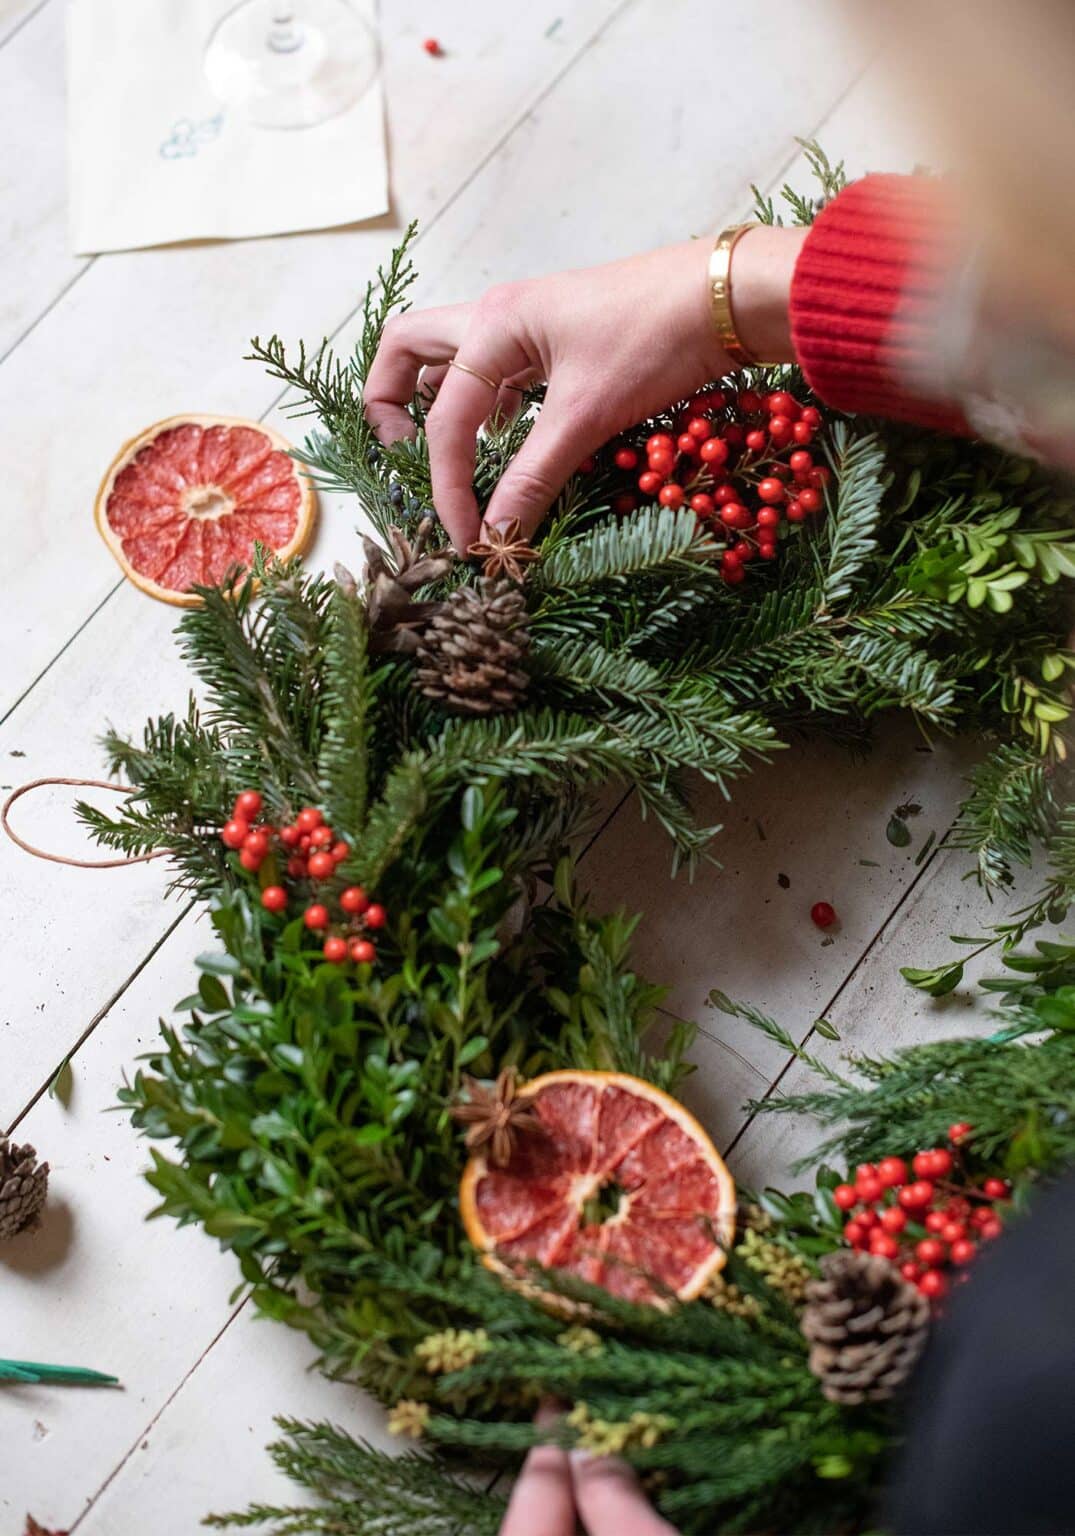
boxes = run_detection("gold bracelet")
[708,224,767,368]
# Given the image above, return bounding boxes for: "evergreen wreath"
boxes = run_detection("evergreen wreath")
[73,150,1075,1532]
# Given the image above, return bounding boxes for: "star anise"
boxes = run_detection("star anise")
[467,519,540,584]
[451,1068,544,1167]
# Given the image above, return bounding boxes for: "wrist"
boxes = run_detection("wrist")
[725,225,804,366]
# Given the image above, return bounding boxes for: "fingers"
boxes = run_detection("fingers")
[499,1443,576,1536]
[363,303,470,446]
[481,379,596,541]
[570,1452,681,1535]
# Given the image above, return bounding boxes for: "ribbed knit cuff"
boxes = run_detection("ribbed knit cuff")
[790,174,971,436]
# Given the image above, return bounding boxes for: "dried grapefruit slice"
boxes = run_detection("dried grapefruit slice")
[459,1070,735,1306]
[94,414,316,606]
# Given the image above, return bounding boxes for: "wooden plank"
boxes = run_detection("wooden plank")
[0,0,44,49]
[0,0,627,720]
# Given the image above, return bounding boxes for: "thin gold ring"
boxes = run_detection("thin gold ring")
[449,358,500,392]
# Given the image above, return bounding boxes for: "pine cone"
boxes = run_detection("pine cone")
[361,521,456,655]
[416,578,529,715]
[802,1250,929,1405]
[0,1138,49,1242]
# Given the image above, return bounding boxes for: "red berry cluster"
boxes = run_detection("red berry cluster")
[832,1125,1009,1303]
[601,387,829,585]
[219,792,385,966]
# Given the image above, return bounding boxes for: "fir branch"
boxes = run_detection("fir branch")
[534,506,717,590]
[317,579,375,842]
[820,426,886,609]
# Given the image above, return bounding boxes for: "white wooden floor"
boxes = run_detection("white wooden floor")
[0,4,1034,1529]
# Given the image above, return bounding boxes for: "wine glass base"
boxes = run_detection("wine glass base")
[205,0,379,130]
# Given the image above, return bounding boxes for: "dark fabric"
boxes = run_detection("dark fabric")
[887,1170,1075,1534]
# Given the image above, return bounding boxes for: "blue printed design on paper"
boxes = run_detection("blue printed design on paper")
[160,114,225,160]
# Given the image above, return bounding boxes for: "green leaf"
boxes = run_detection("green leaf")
[458,1036,490,1066]
[197,952,243,977]
[48,1057,74,1108]
[198,973,231,1012]
[813,1018,840,1041]
[899,962,964,997]
[886,815,912,848]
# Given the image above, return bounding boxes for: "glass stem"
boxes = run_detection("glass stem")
[268,7,303,53]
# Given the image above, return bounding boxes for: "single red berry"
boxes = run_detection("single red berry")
[612,492,638,517]
[613,446,638,470]
[754,508,780,531]
[811,901,836,929]
[638,470,665,496]
[737,389,762,414]
[792,421,814,445]
[690,390,725,414]
[833,1183,857,1211]
[916,1237,947,1267]
[758,541,779,560]
[304,904,330,930]
[723,422,745,447]
[242,828,270,857]
[983,1177,1010,1200]
[659,483,685,509]
[690,493,715,516]
[798,487,823,514]
[941,1221,966,1244]
[648,449,675,476]
[279,824,301,848]
[234,790,263,820]
[677,432,698,456]
[970,1207,993,1229]
[261,886,287,913]
[948,1121,973,1144]
[918,1269,948,1299]
[723,505,752,530]
[298,834,312,853]
[913,1149,939,1179]
[340,885,369,914]
[944,1197,970,1219]
[809,466,832,488]
[307,851,336,880]
[323,936,349,963]
[925,1211,948,1234]
[700,436,729,466]
[979,1218,1004,1240]
[744,428,767,454]
[721,559,746,585]
[287,855,308,878]
[950,1238,977,1265]
[349,938,376,964]
[880,1206,908,1234]
[856,1208,879,1231]
[877,1156,908,1188]
[757,477,786,505]
[296,807,323,832]
[868,1231,899,1259]
[856,1175,884,1205]
[714,483,738,505]
[785,499,806,522]
[765,390,799,419]
[239,848,264,872]
[647,432,674,454]
[843,1219,866,1247]
[221,818,249,849]
[309,824,334,848]
[789,450,814,475]
[801,406,822,429]
[855,1162,877,1182]
[687,416,711,443]
[899,1180,935,1210]
[900,1261,922,1283]
[422,37,442,56]
[768,415,792,444]
[331,840,350,862]
[364,903,387,930]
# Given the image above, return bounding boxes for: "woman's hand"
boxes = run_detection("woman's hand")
[499,1438,679,1536]
[364,227,803,552]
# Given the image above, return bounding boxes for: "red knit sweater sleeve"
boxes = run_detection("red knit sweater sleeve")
[789,173,971,436]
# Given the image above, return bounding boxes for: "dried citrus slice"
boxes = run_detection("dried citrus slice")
[459,1070,736,1306]
[94,414,316,606]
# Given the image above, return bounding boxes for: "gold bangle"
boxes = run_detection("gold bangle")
[708,224,767,368]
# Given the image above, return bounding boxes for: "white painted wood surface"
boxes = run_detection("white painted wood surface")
[0,5,1012,1530]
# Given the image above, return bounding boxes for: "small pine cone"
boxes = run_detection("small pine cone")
[416,579,530,715]
[802,1250,930,1405]
[0,1139,49,1242]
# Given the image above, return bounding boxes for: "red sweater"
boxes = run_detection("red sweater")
[789,173,970,436]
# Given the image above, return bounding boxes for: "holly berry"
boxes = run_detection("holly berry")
[612,493,638,517]
[869,1232,900,1260]
[789,450,813,475]
[296,807,323,832]
[983,1178,1010,1200]
[833,1183,857,1211]
[723,423,745,447]
[918,1270,948,1300]
[659,483,685,509]
[309,824,334,847]
[221,818,248,849]
[690,493,715,517]
[899,1180,935,1210]
[950,1238,977,1265]
[331,841,350,862]
[925,1211,948,1234]
[307,851,336,880]
[364,903,387,930]
[768,415,792,444]
[765,391,799,419]
[900,1261,922,1284]
[757,477,785,505]
[880,1206,908,1234]
[811,901,837,929]
[721,556,745,585]
[878,1156,908,1188]
[855,1208,879,1232]
[700,436,729,465]
[287,856,307,879]
[613,446,638,470]
[647,432,673,455]
[915,1237,947,1267]
[323,936,349,964]
[349,938,376,964]
[687,416,711,443]
[638,470,664,496]
[303,904,330,930]
[792,421,814,445]
[785,499,806,522]
[422,37,442,56]
[948,1122,973,1144]
[648,449,675,476]
[737,389,762,414]
[801,406,822,429]
[340,886,369,914]
[239,848,263,872]
[677,432,697,456]
[855,1174,884,1205]
[234,790,263,820]
[243,829,270,858]
[979,1218,1003,1240]
[844,1219,866,1247]
[970,1207,993,1229]
[798,487,823,514]
[279,824,301,848]
[261,886,287,913]
[744,429,767,454]
[758,541,779,560]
